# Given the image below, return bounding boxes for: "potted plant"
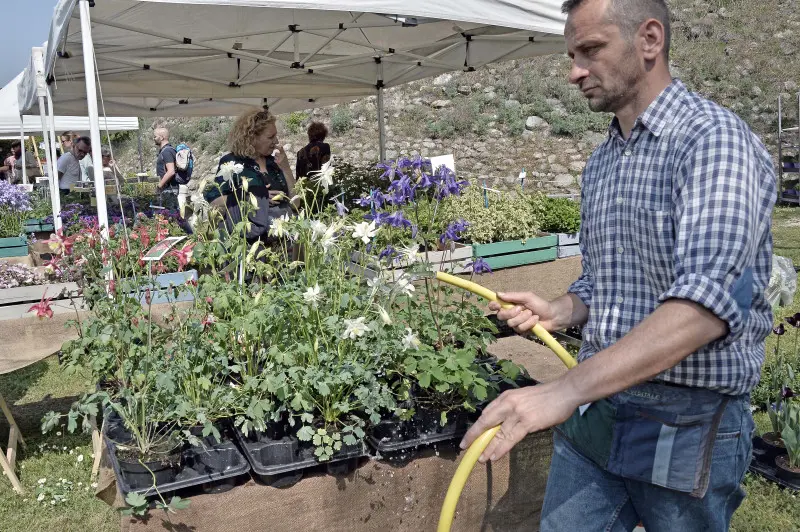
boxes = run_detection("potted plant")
[0,180,31,258]
[536,196,581,258]
[760,317,800,459]
[436,183,556,270]
[777,399,800,482]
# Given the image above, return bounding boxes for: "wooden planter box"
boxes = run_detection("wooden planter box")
[556,233,581,259]
[0,237,29,259]
[349,243,473,281]
[471,235,557,270]
[0,281,82,321]
[23,219,54,234]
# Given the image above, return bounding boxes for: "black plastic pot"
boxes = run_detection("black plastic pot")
[116,446,183,489]
[758,432,787,462]
[775,455,800,483]
[749,436,800,491]
[233,424,367,488]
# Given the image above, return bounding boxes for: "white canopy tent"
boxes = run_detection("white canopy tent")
[0,71,138,135]
[19,0,566,237]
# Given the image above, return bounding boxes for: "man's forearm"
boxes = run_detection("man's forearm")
[560,299,727,406]
[549,292,590,330]
[159,170,175,187]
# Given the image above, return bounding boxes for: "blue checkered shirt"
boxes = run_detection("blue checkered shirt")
[569,79,776,396]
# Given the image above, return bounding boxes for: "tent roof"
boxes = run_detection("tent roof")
[0,70,138,135]
[20,0,565,117]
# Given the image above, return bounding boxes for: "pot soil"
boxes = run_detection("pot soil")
[775,455,800,483]
[760,432,787,462]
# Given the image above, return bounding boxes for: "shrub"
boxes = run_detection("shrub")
[331,106,354,135]
[284,112,308,135]
[437,184,541,243]
[426,99,487,139]
[537,196,581,234]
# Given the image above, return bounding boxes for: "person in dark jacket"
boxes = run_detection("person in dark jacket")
[295,122,331,179]
[205,109,296,243]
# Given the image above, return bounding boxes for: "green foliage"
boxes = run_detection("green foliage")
[329,162,385,205]
[426,98,489,139]
[498,104,526,137]
[284,112,309,135]
[437,184,542,244]
[331,106,354,135]
[781,401,800,468]
[537,196,581,234]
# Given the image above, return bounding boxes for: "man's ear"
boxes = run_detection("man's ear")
[639,18,666,61]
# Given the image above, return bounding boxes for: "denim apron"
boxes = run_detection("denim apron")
[555,381,730,498]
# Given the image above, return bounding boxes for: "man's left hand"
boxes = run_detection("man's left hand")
[459,380,580,463]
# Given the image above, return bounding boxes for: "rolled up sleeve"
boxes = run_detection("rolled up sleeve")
[659,124,766,346]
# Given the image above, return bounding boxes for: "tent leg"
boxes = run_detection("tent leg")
[79,0,110,241]
[377,88,386,162]
[137,125,144,173]
[38,96,61,231]
[19,122,27,184]
[45,90,62,232]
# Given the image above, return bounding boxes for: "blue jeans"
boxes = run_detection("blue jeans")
[541,394,754,532]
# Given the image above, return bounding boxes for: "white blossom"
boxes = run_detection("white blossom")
[399,243,421,264]
[394,274,415,297]
[37,478,46,485]
[402,328,421,350]
[310,220,328,242]
[77,454,84,463]
[217,161,244,182]
[342,317,369,340]
[310,160,335,192]
[268,214,291,238]
[37,493,45,502]
[303,284,322,306]
[376,305,392,325]
[352,221,378,244]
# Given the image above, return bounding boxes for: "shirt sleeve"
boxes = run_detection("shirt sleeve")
[163,148,176,166]
[659,124,773,346]
[57,154,69,174]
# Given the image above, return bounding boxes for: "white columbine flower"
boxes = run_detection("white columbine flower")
[37,493,45,502]
[303,284,322,306]
[394,274,415,297]
[352,221,378,244]
[217,161,239,182]
[37,478,46,485]
[77,454,84,463]
[402,327,421,351]
[399,243,421,264]
[268,214,290,238]
[310,159,335,192]
[342,317,369,340]
[310,220,327,242]
[376,304,392,325]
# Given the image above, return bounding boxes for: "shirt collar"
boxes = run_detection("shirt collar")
[607,78,688,140]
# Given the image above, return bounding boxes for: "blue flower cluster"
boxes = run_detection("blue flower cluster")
[0,180,31,212]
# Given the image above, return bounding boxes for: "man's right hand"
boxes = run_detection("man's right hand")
[489,291,559,333]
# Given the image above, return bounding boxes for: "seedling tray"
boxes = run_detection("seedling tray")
[367,409,475,454]
[232,426,367,487]
[103,417,250,497]
[749,436,800,491]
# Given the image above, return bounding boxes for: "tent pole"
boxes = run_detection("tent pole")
[30,134,44,177]
[377,88,386,162]
[137,125,144,173]
[45,88,63,232]
[19,121,27,184]
[38,96,61,231]
[79,0,110,241]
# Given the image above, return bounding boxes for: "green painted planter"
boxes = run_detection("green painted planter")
[0,236,29,258]
[472,235,557,270]
[24,219,55,234]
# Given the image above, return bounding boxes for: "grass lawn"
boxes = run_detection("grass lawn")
[0,207,798,531]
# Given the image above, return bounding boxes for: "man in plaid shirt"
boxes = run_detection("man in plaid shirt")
[461,0,776,529]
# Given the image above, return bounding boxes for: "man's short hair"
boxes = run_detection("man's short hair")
[11,140,21,149]
[307,122,328,143]
[155,127,169,139]
[562,0,671,60]
[74,136,91,147]
[101,147,112,158]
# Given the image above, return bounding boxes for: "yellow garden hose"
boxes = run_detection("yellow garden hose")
[433,271,577,532]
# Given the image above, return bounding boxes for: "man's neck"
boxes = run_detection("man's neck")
[159,140,170,149]
[615,70,673,139]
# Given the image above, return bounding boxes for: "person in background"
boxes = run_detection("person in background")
[60,131,77,152]
[295,121,331,179]
[153,127,190,212]
[57,136,91,196]
[204,109,296,243]
[102,147,124,187]
[0,141,38,184]
[60,131,93,182]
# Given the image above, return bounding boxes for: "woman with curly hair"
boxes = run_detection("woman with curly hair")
[204,109,296,242]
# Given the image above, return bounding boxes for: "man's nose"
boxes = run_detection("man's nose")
[568,60,589,86]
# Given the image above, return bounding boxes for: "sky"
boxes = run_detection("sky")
[0,0,59,87]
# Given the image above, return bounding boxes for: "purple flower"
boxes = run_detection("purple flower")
[379,245,396,261]
[417,171,437,190]
[781,386,795,399]
[0,181,32,211]
[376,162,403,181]
[470,258,492,275]
[387,176,415,205]
[787,314,800,328]
[773,323,786,336]
[384,211,412,229]
[333,198,349,217]
[364,211,390,225]
[439,219,469,246]
[355,196,372,208]
[396,157,413,170]
[435,167,469,199]
[409,155,429,171]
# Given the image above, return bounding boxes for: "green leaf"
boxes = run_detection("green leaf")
[297,425,314,441]
[317,381,331,396]
[418,372,431,388]
[168,496,191,510]
[125,492,148,509]
[342,434,357,446]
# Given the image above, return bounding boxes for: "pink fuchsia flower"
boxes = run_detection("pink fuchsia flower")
[185,279,198,288]
[171,243,194,272]
[28,290,54,320]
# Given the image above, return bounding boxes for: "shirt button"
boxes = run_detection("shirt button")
[617,246,624,254]
[616,296,624,304]
[623,149,632,157]
[616,197,624,205]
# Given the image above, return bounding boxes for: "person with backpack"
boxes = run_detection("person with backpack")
[153,127,193,213]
